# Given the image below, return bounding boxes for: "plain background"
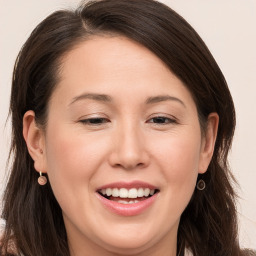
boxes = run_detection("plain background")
[0,0,255,249]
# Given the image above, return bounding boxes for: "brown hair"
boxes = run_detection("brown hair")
[1,0,255,255]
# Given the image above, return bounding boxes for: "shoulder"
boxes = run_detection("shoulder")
[184,248,193,256]
[0,235,18,256]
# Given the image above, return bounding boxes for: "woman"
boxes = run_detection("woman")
[0,0,255,255]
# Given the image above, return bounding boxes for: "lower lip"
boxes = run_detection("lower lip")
[96,193,158,216]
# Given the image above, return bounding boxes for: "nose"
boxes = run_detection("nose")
[108,124,150,170]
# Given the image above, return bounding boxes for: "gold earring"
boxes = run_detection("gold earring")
[38,172,47,185]
[196,179,206,190]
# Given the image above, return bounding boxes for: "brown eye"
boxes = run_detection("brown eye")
[149,116,176,124]
[80,118,109,125]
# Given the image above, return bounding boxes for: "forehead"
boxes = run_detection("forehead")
[59,35,171,80]
[51,35,195,108]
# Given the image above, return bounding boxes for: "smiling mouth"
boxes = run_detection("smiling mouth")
[97,188,159,204]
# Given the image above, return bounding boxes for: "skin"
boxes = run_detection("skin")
[23,36,218,256]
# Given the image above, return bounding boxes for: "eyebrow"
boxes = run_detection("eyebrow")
[69,93,112,106]
[69,93,185,108]
[146,95,186,107]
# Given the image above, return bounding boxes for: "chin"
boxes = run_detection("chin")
[97,235,156,255]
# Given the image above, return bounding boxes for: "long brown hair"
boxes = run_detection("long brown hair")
[1,0,255,255]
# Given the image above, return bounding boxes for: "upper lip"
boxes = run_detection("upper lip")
[96,181,158,191]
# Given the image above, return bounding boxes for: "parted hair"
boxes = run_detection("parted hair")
[1,0,255,256]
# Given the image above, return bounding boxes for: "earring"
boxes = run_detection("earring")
[38,172,47,185]
[196,179,206,190]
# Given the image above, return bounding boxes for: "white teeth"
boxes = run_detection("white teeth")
[112,188,119,197]
[137,188,144,197]
[100,188,156,198]
[128,188,138,198]
[119,188,128,198]
[117,200,129,204]
[117,200,140,204]
[106,188,112,196]
[144,188,150,197]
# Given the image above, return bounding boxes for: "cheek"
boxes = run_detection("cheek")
[151,130,201,201]
[44,125,109,203]
[153,130,201,173]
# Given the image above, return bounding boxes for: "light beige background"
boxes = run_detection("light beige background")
[0,0,255,249]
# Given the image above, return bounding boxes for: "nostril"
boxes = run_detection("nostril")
[112,162,144,170]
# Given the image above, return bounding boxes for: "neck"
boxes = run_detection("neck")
[67,227,178,256]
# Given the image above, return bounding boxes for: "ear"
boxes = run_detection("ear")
[23,110,47,174]
[198,112,219,174]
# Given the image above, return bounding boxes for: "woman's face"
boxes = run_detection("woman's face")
[29,36,217,256]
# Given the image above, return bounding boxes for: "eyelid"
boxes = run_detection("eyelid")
[78,112,108,119]
[77,113,178,126]
[146,113,178,124]
[80,117,109,124]
[78,113,110,125]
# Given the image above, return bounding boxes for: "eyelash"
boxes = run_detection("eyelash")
[79,116,177,126]
[147,116,177,125]
[79,117,109,125]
